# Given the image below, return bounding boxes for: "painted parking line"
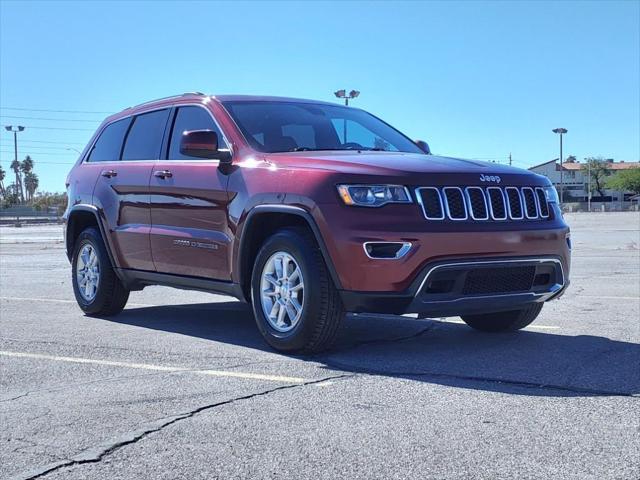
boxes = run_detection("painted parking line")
[440,319,560,330]
[0,296,153,307]
[0,350,306,384]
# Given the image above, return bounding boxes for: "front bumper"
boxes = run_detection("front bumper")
[339,256,568,317]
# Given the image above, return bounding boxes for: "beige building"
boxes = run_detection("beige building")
[528,159,640,201]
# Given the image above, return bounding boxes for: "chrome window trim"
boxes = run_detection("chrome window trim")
[521,187,539,219]
[416,257,565,301]
[464,186,489,220]
[442,187,468,221]
[362,241,412,260]
[486,187,507,220]
[82,101,233,164]
[535,187,550,218]
[505,187,524,220]
[415,187,445,220]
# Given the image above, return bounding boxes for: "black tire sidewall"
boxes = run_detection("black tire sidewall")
[71,228,113,314]
[251,229,325,352]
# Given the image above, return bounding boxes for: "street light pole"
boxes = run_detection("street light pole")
[4,125,25,203]
[334,90,360,143]
[552,128,568,205]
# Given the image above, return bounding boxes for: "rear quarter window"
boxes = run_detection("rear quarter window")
[122,109,170,160]
[87,118,131,162]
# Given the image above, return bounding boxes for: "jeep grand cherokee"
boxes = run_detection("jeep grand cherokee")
[64,93,570,353]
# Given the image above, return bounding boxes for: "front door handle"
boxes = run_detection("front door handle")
[154,170,173,179]
[101,170,117,178]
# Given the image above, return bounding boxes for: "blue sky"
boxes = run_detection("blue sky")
[1,0,638,192]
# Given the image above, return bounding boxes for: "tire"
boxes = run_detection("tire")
[250,227,344,354]
[461,303,543,332]
[71,227,129,316]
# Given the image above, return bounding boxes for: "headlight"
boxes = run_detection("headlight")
[336,184,412,207]
[543,185,559,204]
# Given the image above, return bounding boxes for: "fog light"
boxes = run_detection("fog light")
[363,242,412,259]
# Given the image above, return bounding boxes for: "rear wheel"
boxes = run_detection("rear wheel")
[72,227,129,316]
[461,303,543,332]
[251,227,344,354]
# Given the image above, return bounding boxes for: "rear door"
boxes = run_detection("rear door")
[148,105,231,280]
[91,109,170,271]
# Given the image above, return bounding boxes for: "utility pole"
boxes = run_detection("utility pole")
[4,125,25,203]
[334,90,360,143]
[552,128,568,205]
[509,153,512,166]
[585,158,592,212]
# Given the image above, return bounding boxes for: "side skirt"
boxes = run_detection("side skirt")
[116,268,247,302]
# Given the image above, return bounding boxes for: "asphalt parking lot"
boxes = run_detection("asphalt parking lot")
[1,212,639,480]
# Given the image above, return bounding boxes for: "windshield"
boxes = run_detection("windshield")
[222,101,424,154]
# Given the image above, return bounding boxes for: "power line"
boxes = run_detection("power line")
[0,150,75,156]
[1,115,101,123]
[4,139,85,146]
[0,106,113,114]
[0,144,78,151]
[1,125,95,132]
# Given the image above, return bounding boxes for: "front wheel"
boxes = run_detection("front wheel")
[461,303,543,332]
[251,227,344,354]
[72,227,129,316]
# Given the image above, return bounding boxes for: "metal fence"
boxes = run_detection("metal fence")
[562,201,640,213]
[0,206,62,224]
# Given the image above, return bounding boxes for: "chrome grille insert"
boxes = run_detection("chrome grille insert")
[442,187,468,220]
[505,187,524,220]
[465,187,489,220]
[416,186,550,222]
[416,187,445,220]
[487,187,507,220]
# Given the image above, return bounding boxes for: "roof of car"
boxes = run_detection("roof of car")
[212,94,338,106]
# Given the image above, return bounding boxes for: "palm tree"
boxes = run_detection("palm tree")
[10,159,23,204]
[21,155,34,175]
[0,165,6,198]
[24,172,39,203]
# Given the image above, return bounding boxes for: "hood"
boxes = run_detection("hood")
[265,151,543,185]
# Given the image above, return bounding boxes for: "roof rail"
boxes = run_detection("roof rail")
[125,92,207,111]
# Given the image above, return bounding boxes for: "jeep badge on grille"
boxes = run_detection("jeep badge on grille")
[480,174,501,183]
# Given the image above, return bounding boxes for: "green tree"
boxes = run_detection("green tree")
[0,165,6,198]
[582,157,612,198]
[606,168,640,195]
[10,159,24,203]
[24,172,39,203]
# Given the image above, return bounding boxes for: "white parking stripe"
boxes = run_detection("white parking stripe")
[441,319,560,330]
[0,351,306,384]
[0,296,153,307]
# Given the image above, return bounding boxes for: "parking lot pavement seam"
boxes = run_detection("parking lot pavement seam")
[11,373,356,480]
[328,322,436,353]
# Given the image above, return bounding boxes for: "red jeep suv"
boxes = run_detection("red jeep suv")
[64,93,570,353]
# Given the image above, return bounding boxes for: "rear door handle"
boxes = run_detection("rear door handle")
[154,170,173,179]
[101,170,117,178]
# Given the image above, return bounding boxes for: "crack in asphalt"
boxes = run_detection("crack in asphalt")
[13,373,354,480]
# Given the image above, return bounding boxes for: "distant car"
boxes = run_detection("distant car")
[63,93,571,353]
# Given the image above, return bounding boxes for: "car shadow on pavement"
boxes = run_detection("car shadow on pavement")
[107,302,640,398]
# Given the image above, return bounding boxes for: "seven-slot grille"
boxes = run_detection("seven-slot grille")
[417,186,550,221]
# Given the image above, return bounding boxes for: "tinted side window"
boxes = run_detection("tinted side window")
[168,106,227,160]
[121,109,170,160]
[87,118,131,162]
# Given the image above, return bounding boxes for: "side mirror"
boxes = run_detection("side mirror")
[180,130,226,160]
[415,139,431,155]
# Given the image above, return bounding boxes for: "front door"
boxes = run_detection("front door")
[149,105,231,280]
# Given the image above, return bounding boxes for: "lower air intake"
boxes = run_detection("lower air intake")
[462,266,536,295]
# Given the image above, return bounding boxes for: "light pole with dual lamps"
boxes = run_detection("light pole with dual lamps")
[334,90,360,144]
[552,128,568,204]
